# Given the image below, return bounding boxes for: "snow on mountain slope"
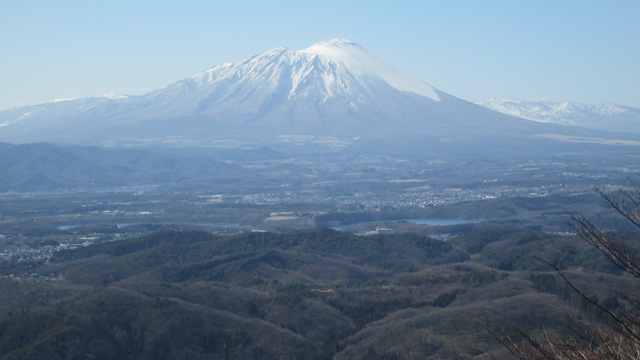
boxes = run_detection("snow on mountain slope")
[0,39,451,144]
[182,39,438,103]
[131,39,440,117]
[299,39,439,100]
[477,98,640,134]
[1,39,633,149]
[0,96,123,129]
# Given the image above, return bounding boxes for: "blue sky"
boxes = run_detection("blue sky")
[1,0,639,110]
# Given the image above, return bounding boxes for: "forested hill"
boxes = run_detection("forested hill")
[0,228,637,359]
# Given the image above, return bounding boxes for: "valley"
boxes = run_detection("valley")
[1,144,637,279]
[0,36,638,359]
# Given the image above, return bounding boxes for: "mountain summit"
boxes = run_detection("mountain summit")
[187,39,439,103]
[0,39,636,151]
[297,39,440,100]
[134,37,445,137]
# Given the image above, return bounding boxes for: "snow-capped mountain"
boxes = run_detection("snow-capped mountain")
[477,98,640,134]
[0,39,636,152]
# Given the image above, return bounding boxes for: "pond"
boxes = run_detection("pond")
[332,218,480,230]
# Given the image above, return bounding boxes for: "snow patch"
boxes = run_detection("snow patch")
[102,92,128,99]
[18,111,34,120]
[49,97,80,103]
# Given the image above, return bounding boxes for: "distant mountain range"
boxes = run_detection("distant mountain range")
[477,98,640,134]
[2,39,638,155]
[0,142,247,192]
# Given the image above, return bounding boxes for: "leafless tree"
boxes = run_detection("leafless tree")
[497,181,640,359]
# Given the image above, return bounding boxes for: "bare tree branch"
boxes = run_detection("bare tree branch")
[493,180,640,359]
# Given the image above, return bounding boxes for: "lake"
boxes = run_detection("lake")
[332,218,480,230]
[401,219,481,226]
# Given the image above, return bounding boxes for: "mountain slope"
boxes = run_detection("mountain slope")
[477,98,640,134]
[0,142,246,192]
[1,40,638,151]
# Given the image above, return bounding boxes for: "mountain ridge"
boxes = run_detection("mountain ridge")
[477,98,640,134]
[1,39,638,151]
[0,142,247,192]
